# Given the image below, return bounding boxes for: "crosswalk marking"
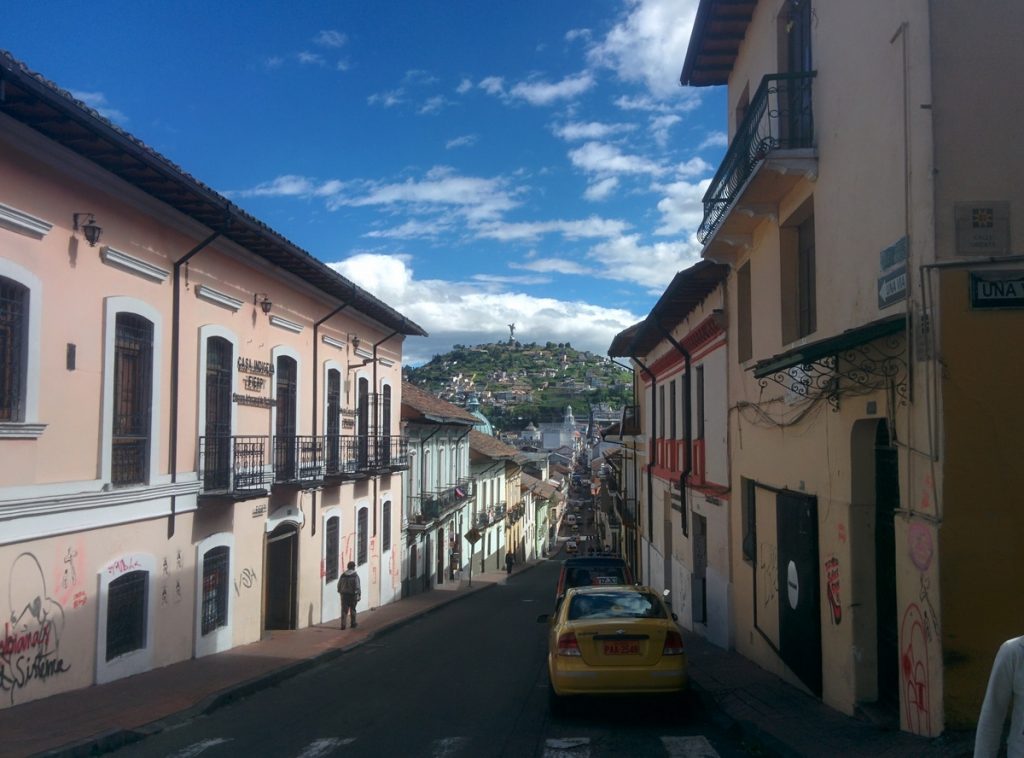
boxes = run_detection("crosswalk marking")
[544,737,591,757]
[660,735,720,758]
[296,738,354,757]
[167,738,232,758]
[431,736,468,757]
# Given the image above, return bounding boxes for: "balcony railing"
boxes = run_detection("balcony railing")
[698,71,816,243]
[410,481,474,525]
[199,435,269,498]
[475,501,507,529]
[274,435,324,485]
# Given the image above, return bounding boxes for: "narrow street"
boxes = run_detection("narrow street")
[111,558,757,758]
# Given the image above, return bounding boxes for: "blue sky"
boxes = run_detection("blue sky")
[5,0,725,365]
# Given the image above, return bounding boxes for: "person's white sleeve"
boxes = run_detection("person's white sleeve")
[975,641,1014,757]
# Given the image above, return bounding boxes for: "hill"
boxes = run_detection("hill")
[402,341,633,433]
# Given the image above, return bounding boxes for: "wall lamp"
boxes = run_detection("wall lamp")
[73,213,103,247]
[254,293,273,315]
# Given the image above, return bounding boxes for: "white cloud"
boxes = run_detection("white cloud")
[419,95,448,115]
[297,51,325,66]
[456,78,474,94]
[368,89,405,107]
[587,234,702,290]
[553,121,636,141]
[70,91,128,123]
[508,72,595,106]
[329,253,640,363]
[652,178,709,236]
[446,134,478,150]
[568,141,666,176]
[584,177,620,201]
[264,56,285,70]
[565,28,592,43]
[472,273,552,286]
[699,131,728,150]
[363,218,452,240]
[478,76,505,96]
[231,175,318,198]
[649,113,681,146]
[315,30,348,48]
[474,216,630,242]
[511,258,589,275]
[674,156,712,179]
[588,0,700,100]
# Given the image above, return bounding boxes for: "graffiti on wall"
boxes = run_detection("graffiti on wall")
[837,523,847,544]
[758,542,778,608]
[907,523,933,572]
[234,568,258,597]
[824,556,842,625]
[900,603,931,735]
[52,541,87,611]
[1,553,71,703]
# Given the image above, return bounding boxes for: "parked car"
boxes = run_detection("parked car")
[538,585,687,713]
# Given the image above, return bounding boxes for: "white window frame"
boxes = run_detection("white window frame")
[0,259,43,437]
[96,552,156,684]
[194,533,234,658]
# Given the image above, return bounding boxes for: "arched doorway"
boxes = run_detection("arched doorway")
[265,522,298,629]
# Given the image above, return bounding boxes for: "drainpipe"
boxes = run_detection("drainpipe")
[632,355,655,585]
[309,287,358,537]
[169,229,222,538]
[652,315,693,494]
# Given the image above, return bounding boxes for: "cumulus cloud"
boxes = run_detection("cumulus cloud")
[699,131,728,150]
[508,72,595,105]
[652,178,709,236]
[446,134,478,150]
[474,216,630,242]
[588,0,700,100]
[456,78,474,94]
[368,89,405,107]
[649,113,681,146]
[587,234,702,290]
[553,121,637,141]
[329,253,640,363]
[297,51,325,66]
[478,76,505,96]
[569,141,666,176]
[584,177,620,201]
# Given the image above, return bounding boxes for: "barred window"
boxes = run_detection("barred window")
[106,570,148,660]
[357,507,368,565]
[325,516,340,582]
[112,314,154,486]
[382,501,391,552]
[0,278,28,422]
[201,547,229,635]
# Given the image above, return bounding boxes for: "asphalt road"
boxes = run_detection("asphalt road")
[112,557,759,758]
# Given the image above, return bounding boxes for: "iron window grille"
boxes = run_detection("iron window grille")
[112,314,153,486]
[0,277,27,422]
[382,501,391,552]
[357,507,368,566]
[106,570,147,660]
[201,546,229,635]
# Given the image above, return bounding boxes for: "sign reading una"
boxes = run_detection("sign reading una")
[970,270,1024,309]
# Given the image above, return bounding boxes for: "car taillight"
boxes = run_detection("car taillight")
[662,630,685,656]
[557,632,582,657]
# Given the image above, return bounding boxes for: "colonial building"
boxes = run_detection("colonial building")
[467,430,521,574]
[399,382,476,595]
[0,52,424,707]
[681,0,1023,735]
[608,261,732,649]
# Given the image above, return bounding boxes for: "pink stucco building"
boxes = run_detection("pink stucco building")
[0,52,425,707]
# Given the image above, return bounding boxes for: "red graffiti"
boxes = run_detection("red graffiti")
[837,523,847,543]
[106,556,141,577]
[319,559,326,579]
[900,604,931,735]
[72,592,87,609]
[825,557,841,625]
[1,623,51,657]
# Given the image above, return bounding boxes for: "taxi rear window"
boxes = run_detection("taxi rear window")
[564,566,629,589]
[567,591,667,621]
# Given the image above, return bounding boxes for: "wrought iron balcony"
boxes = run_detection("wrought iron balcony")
[411,481,474,525]
[475,501,507,529]
[274,435,324,486]
[698,71,816,244]
[199,435,269,499]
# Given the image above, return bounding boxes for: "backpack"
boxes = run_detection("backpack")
[337,573,358,595]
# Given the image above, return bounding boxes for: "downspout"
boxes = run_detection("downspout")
[652,315,693,492]
[169,229,222,538]
[632,355,655,585]
[310,287,357,538]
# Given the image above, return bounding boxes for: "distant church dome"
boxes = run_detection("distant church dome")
[471,409,494,436]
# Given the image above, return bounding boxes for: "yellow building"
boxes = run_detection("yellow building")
[682,0,1023,735]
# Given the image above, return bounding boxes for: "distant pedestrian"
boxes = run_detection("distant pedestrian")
[505,551,514,575]
[975,635,1024,757]
[337,561,361,630]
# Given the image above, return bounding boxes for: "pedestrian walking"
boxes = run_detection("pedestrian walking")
[337,561,361,630]
[505,550,514,575]
[975,634,1024,757]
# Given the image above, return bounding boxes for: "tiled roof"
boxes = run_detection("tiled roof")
[468,429,521,459]
[401,382,478,425]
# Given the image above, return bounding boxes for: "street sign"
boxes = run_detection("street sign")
[465,527,482,544]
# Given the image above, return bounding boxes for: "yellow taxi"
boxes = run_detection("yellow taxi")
[539,585,687,712]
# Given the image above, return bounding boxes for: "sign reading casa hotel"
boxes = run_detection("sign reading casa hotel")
[970,270,1024,309]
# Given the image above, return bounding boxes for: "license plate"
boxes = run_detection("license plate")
[603,641,639,655]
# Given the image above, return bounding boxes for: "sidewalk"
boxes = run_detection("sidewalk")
[2,558,977,758]
[682,629,975,757]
